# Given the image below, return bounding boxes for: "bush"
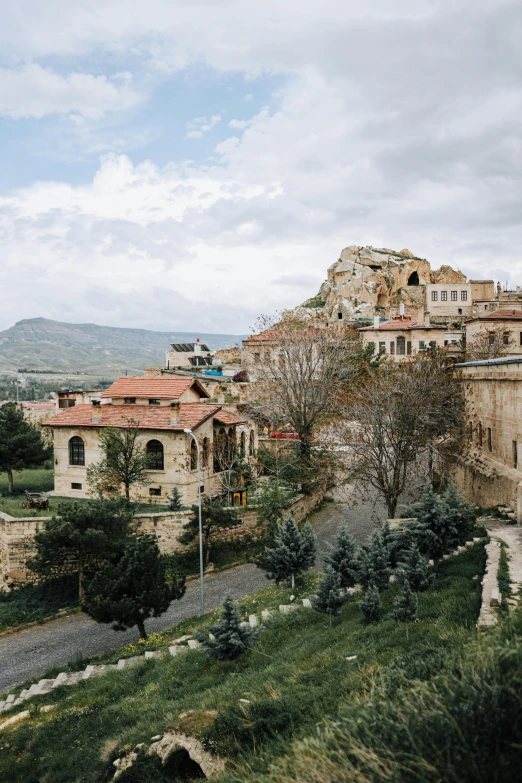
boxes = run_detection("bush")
[0,574,80,632]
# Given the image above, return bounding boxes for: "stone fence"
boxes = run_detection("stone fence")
[0,488,324,587]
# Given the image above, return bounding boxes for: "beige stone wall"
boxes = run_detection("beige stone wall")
[361,327,451,361]
[465,319,522,356]
[426,284,473,318]
[449,361,522,511]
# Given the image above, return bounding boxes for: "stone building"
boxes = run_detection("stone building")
[465,310,522,357]
[165,339,215,370]
[359,317,463,361]
[43,376,257,506]
[450,356,522,520]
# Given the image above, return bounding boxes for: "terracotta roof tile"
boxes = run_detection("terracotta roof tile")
[43,403,221,431]
[214,410,247,425]
[472,309,522,321]
[101,376,209,399]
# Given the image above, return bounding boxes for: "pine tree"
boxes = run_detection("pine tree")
[381,519,411,569]
[82,534,185,640]
[404,483,459,566]
[167,486,184,512]
[323,523,360,588]
[396,542,433,594]
[194,593,263,661]
[0,403,50,493]
[358,582,381,624]
[312,566,345,625]
[262,514,316,588]
[358,530,391,592]
[444,483,475,548]
[392,579,418,639]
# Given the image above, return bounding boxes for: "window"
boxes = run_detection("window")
[458,309,462,315]
[489,333,495,346]
[487,427,492,452]
[149,487,161,496]
[407,341,412,355]
[396,336,406,355]
[69,436,85,466]
[249,431,255,456]
[478,422,483,447]
[431,291,438,302]
[190,439,198,471]
[513,441,518,469]
[124,397,136,404]
[451,291,458,301]
[390,341,395,355]
[148,398,160,405]
[240,431,246,458]
[419,341,425,350]
[379,341,386,353]
[71,482,82,490]
[441,291,448,302]
[338,312,343,320]
[59,399,76,409]
[503,332,510,346]
[461,291,468,301]
[146,440,164,471]
[202,437,210,468]
[520,332,522,346]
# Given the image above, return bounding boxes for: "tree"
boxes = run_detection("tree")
[29,498,132,600]
[391,579,418,638]
[443,483,475,548]
[340,350,467,517]
[0,403,50,493]
[323,523,360,588]
[312,566,345,625]
[381,519,410,569]
[82,534,185,640]
[167,486,184,512]
[247,312,368,493]
[396,543,433,595]
[194,592,263,661]
[403,483,459,567]
[358,582,381,624]
[466,325,515,361]
[86,422,151,501]
[256,479,294,543]
[262,514,316,588]
[181,501,238,565]
[358,530,391,592]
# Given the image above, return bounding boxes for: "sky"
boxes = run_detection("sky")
[1,0,521,334]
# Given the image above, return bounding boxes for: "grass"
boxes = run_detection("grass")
[0,545,485,783]
[0,574,80,632]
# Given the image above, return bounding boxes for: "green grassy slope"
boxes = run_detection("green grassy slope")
[0,547,485,783]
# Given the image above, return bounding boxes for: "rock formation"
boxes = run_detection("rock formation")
[303,245,467,322]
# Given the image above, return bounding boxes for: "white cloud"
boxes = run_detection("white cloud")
[0,64,141,120]
[185,114,221,139]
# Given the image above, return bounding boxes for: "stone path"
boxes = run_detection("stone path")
[484,521,522,600]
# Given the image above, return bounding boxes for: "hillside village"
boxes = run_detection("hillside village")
[0,244,522,782]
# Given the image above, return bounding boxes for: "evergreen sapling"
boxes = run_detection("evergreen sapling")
[323,523,360,588]
[392,578,418,639]
[358,530,391,592]
[358,582,382,624]
[262,514,316,588]
[195,593,263,661]
[167,486,184,511]
[397,542,433,595]
[312,566,345,625]
[444,483,475,548]
[404,483,456,567]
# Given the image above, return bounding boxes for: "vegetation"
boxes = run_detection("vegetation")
[466,324,516,361]
[86,422,152,500]
[404,483,467,567]
[391,579,418,637]
[358,582,382,623]
[261,515,316,588]
[195,592,263,661]
[0,574,80,632]
[83,534,185,640]
[0,403,50,493]
[28,498,133,600]
[166,486,184,512]
[312,566,345,624]
[323,523,360,588]
[357,530,391,591]
[0,546,485,783]
[181,501,239,566]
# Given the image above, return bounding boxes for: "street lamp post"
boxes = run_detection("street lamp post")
[183,428,204,615]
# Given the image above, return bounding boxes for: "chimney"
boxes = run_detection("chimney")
[92,399,102,424]
[170,399,181,426]
[373,315,380,330]
[400,303,405,318]
[424,312,431,328]
[194,339,201,355]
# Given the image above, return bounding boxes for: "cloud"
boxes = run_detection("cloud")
[185,114,221,139]
[0,64,141,120]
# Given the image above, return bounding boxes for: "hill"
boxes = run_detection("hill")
[0,318,247,374]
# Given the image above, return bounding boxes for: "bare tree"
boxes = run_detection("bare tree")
[466,325,515,361]
[247,312,377,491]
[340,350,467,518]
[87,421,151,500]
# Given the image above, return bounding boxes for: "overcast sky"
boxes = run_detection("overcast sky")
[1,0,521,333]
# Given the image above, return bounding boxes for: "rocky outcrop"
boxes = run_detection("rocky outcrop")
[302,245,467,322]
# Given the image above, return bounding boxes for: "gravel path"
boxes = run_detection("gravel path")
[0,493,386,693]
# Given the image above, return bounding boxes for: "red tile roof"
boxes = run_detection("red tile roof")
[471,309,522,322]
[243,329,283,343]
[43,403,221,431]
[214,410,247,426]
[101,376,210,399]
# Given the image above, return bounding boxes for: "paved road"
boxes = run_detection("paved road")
[0,494,386,693]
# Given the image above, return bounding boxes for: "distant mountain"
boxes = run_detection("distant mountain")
[0,318,247,374]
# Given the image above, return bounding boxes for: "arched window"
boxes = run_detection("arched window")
[202,437,210,468]
[396,336,406,356]
[214,427,227,473]
[190,439,198,471]
[69,436,85,466]
[240,431,246,458]
[146,440,164,471]
[249,431,255,456]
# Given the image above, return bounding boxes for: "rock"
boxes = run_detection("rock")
[239,698,251,704]
[51,672,69,689]
[145,651,163,660]
[148,731,227,778]
[261,609,272,620]
[345,655,357,662]
[151,735,162,741]
[113,750,138,781]
[6,694,15,704]
[187,639,201,649]
[301,598,312,608]
[249,614,259,627]
[83,665,95,680]
[490,587,502,607]
[0,710,30,732]
[279,604,297,613]
[41,704,56,713]
[171,635,192,645]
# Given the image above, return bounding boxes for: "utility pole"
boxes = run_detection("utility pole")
[183,429,204,615]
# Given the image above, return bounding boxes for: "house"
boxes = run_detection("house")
[358,317,463,361]
[465,310,522,357]
[55,389,103,410]
[165,339,215,370]
[43,376,257,505]
[449,355,522,520]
